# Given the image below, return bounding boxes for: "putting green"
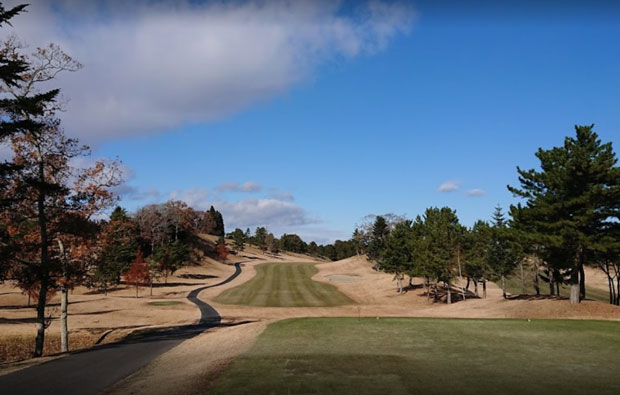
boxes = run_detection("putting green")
[209,317,620,395]
[213,262,354,307]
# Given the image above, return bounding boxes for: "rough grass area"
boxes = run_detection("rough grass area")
[502,271,610,303]
[147,301,183,307]
[0,333,99,364]
[209,317,620,395]
[214,262,354,307]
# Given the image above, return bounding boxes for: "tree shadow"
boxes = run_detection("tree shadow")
[179,274,218,280]
[150,282,205,288]
[0,316,38,324]
[73,309,120,316]
[0,305,35,310]
[506,294,568,301]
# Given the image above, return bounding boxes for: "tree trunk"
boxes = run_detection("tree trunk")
[482,280,487,298]
[549,272,555,296]
[465,277,470,291]
[501,275,507,299]
[34,160,49,358]
[607,275,616,304]
[579,264,586,300]
[616,276,620,306]
[34,280,48,357]
[533,260,540,296]
[520,262,525,294]
[57,239,69,353]
[425,277,430,303]
[60,286,68,352]
[473,279,479,297]
[569,267,580,304]
[446,281,451,304]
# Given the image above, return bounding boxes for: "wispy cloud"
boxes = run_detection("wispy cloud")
[4,0,415,145]
[438,180,460,193]
[271,193,295,201]
[217,181,262,193]
[466,188,485,197]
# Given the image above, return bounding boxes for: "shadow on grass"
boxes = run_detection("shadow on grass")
[179,274,219,280]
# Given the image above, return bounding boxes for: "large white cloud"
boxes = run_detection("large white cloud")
[169,187,320,234]
[2,0,414,145]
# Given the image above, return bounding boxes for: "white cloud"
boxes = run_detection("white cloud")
[168,187,317,231]
[466,188,485,197]
[218,181,262,193]
[271,193,295,201]
[438,180,460,193]
[2,0,414,145]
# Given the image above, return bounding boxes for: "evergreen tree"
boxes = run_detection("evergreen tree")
[508,125,620,304]
[422,207,461,304]
[381,220,413,293]
[487,206,522,299]
[254,226,267,251]
[463,220,492,297]
[367,216,389,262]
[231,228,246,251]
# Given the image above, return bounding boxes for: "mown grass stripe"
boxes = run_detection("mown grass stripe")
[214,262,354,307]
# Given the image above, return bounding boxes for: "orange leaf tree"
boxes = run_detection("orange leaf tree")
[124,249,150,298]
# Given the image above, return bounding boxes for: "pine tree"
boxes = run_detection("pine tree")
[367,216,389,262]
[508,125,620,304]
[487,206,522,299]
[380,220,413,293]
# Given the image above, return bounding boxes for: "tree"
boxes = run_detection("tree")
[201,206,225,236]
[254,226,267,251]
[280,233,307,253]
[421,207,461,304]
[381,221,413,293]
[152,240,188,284]
[124,249,150,298]
[92,207,138,293]
[0,34,122,357]
[367,216,389,262]
[463,220,492,298]
[487,207,522,299]
[230,228,246,251]
[508,125,620,304]
[216,239,229,260]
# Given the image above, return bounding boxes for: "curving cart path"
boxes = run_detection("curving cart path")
[0,263,242,395]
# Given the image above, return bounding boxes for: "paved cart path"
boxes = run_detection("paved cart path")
[0,263,242,395]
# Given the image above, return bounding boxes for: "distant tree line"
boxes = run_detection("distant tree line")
[225,226,359,261]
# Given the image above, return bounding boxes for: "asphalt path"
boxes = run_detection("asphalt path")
[0,262,242,395]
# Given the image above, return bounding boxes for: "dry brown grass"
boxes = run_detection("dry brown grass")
[0,331,99,364]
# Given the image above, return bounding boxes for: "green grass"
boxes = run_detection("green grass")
[213,262,354,307]
[147,301,183,307]
[209,317,620,395]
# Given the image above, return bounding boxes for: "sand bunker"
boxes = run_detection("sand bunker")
[328,274,361,283]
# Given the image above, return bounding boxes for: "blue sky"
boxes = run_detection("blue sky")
[6,1,620,243]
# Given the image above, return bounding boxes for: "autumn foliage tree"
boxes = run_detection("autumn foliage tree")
[0,23,122,356]
[124,249,150,298]
[217,239,229,260]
